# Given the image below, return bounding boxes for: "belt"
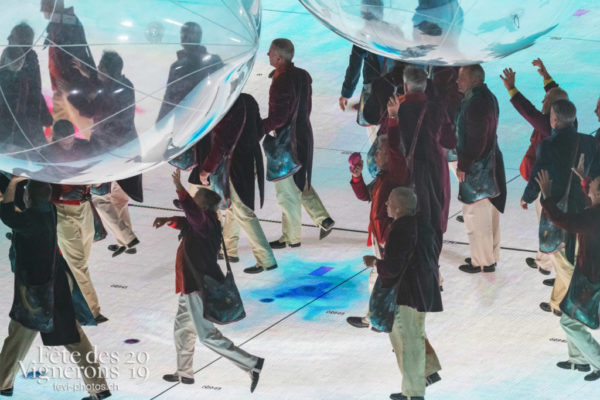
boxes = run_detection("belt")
[54,199,89,206]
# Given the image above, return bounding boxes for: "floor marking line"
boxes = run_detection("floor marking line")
[150,266,370,399]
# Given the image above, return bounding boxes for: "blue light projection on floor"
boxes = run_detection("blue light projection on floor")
[309,266,334,276]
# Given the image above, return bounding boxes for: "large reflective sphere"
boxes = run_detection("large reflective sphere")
[0,0,260,184]
[299,0,575,65]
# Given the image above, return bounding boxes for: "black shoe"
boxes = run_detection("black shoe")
[456,215,464,223]
[585,370,600,381]
[346,316,369,328]
[218,252,224,260]
[464,257,472,265]
[319,218,335,240]
[459,263,481,274]
[426,371,441,387]
[244,264,278,274]
[557,361,591,372]
[482,263,496,273]
[81,390,111,400]
[525,257,537,269]
[269,240,300,249]
[227,256,240,263]
[162,373,195,384]
[554,309,563,317]
[543,278,555,287]
[95,314,109,324]
[538,267,551,276]
[107,244,120,252]
[111,246,126,257]
[127,237,140,248]
[390,393,424,400]
[250,358,264,393]
[539,302,558,314]
[173,199,182,209]
[125,247,137,255]
[0,388,13,397]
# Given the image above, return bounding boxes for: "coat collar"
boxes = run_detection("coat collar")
[551,125,577,138]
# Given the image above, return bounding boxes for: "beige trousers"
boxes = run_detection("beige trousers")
[223,182,276,267]
[549,250,575,311]
[389,305,441,398]
[55,202,100,317]
[173,293,259,379]
[92,182,137,247]
[534,195,554,271]
[274,177,331,244]
[52,87,94,140]
[462,198,501,268]
[0,320,108,394]
[561,313,600,370]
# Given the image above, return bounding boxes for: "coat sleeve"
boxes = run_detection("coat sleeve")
[376,223,415,286]
[541,198,599,234]
[522,142,549,203]
[510,92,549,134]
[157,64,178,122]
[177,190,211,235]
[363,78,385,125]
[350,175,370,202]
[341,45,366,99]
[167,216,187,230]
[263,74,295,134]
[386,118,410,185]
[457,99,492,172]
[0,203,33,232]
[201,101,245,173]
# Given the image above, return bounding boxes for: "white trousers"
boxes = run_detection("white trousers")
[274,177,330,244]
[92,182,136,247]
[462,199,501,268]
[223,182,276,267]
[173,293,259,379]
[534,195,554,272]
[561,313,600,371]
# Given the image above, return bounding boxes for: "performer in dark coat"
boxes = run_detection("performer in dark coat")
[42,0,95,136]
[0,24,52,150]
[346,134,408,329]
[499,59,568,274]
[153,170,265,392]
[536,169,600,381]
[377,187,442,400]
[263,39,334,247]
[338,45,392,143]
[363,61,407,127]
[521,100,598,315]
[456,65,507,274]
[0,176,111,400]
[197,93,276,274]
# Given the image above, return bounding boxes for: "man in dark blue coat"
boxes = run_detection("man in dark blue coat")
[0,176,111,400]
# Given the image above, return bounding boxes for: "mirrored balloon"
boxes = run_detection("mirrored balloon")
[0,0,260,184]
[299,0,575,65]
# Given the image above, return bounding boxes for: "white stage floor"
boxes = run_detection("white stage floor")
[2,1,600,399]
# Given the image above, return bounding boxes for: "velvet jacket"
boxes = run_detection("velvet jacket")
[376,216,443,312]
[169,190,225,295]
[509,80,559,181]
[263,64,314,191]
[200,93,265,210]
[523,127,598,263]
[457,84,507,213]
[0,202,80,346]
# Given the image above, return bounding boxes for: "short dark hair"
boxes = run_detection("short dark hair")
[11,23,34,46]
[551,99,577,125]
[26,180,52,206]
[99,51,124,78]
[463,64,485,84]
[181,22,202,45]
[52,120,74,140]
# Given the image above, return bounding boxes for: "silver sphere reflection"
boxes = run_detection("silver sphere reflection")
[0,0,260,184]
[299,0,575,65]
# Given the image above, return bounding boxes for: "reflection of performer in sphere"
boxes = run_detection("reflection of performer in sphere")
[0,23,52,150]
[69,51,137,154]
[157,22,224,122]
[41,0,95,138]
[412,0,463,56]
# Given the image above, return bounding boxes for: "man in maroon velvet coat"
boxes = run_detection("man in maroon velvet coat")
[500,59,567,275]
[263,39,334,248]
[196,93,277,274]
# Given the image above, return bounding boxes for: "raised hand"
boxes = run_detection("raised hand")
[387,94,404,118]
[499,68,516,91]
[571,154,588,181]
[532,58,550,80]
[172,169,184,192]
[350,159,363,178]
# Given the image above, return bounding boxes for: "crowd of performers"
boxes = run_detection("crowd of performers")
[1,2,600,400]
